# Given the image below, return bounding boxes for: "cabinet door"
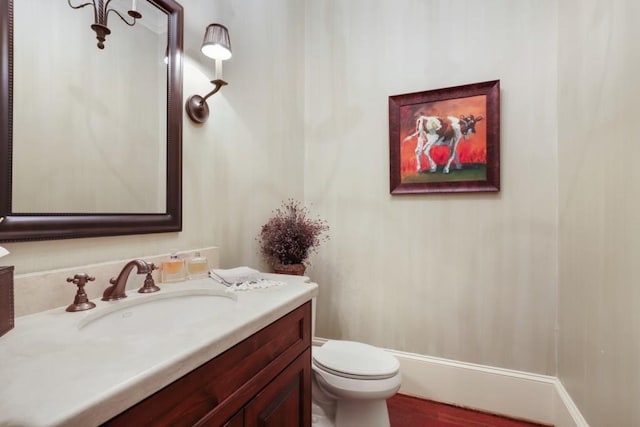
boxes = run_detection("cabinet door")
[245,349,311,427]
[221,410,243,427]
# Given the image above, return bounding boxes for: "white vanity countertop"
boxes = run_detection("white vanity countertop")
[0,274,318,427]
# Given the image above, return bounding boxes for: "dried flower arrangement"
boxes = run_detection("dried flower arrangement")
[258,200,329,273]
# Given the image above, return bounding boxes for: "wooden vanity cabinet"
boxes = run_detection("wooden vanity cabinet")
[104,302,311,427]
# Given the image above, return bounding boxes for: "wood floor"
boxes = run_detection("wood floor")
[387,394,551,427]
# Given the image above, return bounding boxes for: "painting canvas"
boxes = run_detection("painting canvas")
[389,80,500,194]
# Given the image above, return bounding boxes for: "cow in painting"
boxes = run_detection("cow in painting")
[403,114,483,173]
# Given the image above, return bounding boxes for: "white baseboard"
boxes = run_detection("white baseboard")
[552,378,589,427]
[312,338,588,427]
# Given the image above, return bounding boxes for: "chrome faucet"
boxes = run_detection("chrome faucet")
[102,259,156,301]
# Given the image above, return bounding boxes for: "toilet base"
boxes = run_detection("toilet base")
[312,403,335,427]
[335,399,391,427]
[312,412,335,427]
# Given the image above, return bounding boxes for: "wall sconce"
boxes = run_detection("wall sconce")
[185,24,232,124]
[67,0,143,50]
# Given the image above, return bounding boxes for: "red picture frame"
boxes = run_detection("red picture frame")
[389,80,500,194]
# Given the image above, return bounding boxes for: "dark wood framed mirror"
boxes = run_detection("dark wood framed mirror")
[0,0,183,242]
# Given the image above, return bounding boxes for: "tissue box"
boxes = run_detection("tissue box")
[0,266,14,337]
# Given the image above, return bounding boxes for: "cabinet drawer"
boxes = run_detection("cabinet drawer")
[104,301,311,426]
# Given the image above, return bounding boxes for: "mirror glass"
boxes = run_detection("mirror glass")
[0,0,183,241]
[13,1,167,213]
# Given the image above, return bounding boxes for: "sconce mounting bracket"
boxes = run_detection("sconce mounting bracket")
[185,95,210,124]
[185,79,228,124]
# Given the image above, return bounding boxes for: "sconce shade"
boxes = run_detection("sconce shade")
[201,24,232,60]
[186,23,231,123]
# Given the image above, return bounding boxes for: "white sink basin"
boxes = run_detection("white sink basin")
[78,289,237,336]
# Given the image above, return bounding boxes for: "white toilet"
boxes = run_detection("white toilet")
[311,339,402,427]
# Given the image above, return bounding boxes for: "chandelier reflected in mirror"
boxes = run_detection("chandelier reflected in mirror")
[67,0,143,49]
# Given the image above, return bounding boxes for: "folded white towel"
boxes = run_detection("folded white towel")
[0,246,8,259]
[225,279,285,292]
[209,266,261,285]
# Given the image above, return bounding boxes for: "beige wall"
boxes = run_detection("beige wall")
[558,0,640,425]
[304,0,558,375]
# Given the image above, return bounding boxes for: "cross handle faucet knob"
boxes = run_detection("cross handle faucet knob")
[138,263,161,294]
[66,274,97,312]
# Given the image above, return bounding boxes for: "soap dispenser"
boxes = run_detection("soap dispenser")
[161,252,187,283]
[187,251,209,278]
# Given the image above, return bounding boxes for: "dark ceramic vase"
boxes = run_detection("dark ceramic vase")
[272,262,306,276]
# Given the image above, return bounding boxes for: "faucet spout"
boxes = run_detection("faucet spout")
[102,259,153,301]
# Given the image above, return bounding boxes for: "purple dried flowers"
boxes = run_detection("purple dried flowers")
[258,200,329,266]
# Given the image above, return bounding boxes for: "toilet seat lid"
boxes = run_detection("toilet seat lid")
[313,340,400,379]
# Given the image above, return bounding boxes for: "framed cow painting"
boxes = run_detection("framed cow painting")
[389,80,500,194]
